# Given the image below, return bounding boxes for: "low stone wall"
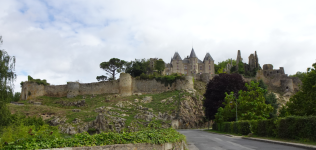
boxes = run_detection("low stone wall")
[40,140,187,150]
[21,73,194,100]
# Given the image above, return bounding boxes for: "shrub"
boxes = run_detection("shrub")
[238,121,251,135]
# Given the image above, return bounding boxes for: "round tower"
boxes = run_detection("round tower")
[119,73,132,96]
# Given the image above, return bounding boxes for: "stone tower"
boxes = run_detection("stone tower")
[189,48,198,74]
[248,51,259,71]
[236,50,242,70]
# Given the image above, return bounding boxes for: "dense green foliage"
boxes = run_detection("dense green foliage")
[96,75,108,81]
[285,62,316,116]
[289,71,307,81]
[138,73,185,87]
[203,73,246,120]
[2,120,185,150]
[98,58,127,80]
[215,81,273,123]
[0,36,17,126]
[154,59,165,75]
[125,59,151,77]
[214,59,236,74]
[254,79,279,118]
[213,116,316,142]
[21,76,50,87]
[237,61,244,74]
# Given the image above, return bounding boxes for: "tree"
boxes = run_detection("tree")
[0,36,16,126]
[215,81,273,123]
[289,71,307,81]
[203,73,246,120]
[97,58,126,80]
[238,62,245,74]
[155,59,165,75]
[254,79,279,118]
[286,62,316,116]
[215,59,236,74]
[125,59,151,77]
[96,75,107,81]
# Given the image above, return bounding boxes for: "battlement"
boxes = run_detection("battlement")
[20,73,194,100]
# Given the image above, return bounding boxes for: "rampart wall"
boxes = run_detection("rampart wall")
[21,73,193,100]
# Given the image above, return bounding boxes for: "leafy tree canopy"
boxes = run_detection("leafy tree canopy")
[0,36,16,126]
[215,59,236,74]
[125,58,151,77]
[289,71,307,81]
[203,73,246,120]
[215,81,273,123]
[96,75,107,81]
[237,61,245,74]
[97,58,126,80]
[285,62,316,116]
[155,59,165,75]
[252,79,279,118]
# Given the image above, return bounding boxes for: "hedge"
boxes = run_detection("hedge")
[212,116,316,141]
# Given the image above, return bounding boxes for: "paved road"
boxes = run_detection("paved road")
[177,129,309,150]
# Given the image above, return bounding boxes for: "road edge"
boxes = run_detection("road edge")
[203,130,316,149]
[242,137,316,149]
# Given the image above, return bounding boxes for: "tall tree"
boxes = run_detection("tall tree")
[125,59,150,77]
[0,36,16,126]
[203,73,246,120]
[97,58,126,80]
[215,81,273,122]
[289,71,307,81]
[286,62,316,116]
[155,59,165,75]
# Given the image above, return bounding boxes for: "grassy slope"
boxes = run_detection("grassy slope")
[8,90,193,127]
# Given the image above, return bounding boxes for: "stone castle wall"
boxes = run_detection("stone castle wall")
[21,73,194,100]
[45,85,67,97]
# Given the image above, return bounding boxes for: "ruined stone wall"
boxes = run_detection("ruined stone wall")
[79,81,119,95]
[21,73,194,100]
[255,70,301,94]
[132,79,175,93]
[20,82,45,100]
[45,85,67,97]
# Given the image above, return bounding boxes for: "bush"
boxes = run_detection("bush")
[24,75,50,86]
[238,121,251,135]
[214,116,316,141]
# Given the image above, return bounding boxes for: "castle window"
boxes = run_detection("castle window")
[200,66,202,70]
[209,60,210,64]
[184,65,187,69]
[209,65,211,70]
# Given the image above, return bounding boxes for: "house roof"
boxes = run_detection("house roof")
[203,53,214,62]
[190,48,197,58]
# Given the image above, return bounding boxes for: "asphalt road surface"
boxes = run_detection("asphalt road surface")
[177,129,309,150]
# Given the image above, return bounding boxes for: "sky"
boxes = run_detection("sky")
[0,0,315,93]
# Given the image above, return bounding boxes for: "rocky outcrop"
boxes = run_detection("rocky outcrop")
[55,100,86,107]
[178,90,205,129]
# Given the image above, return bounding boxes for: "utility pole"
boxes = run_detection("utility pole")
[234,93,238,122]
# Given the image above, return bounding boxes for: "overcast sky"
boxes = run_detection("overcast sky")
[0,0,315,93]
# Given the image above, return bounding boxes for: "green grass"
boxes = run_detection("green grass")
[9,90,195,131]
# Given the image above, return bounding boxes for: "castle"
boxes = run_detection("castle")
[20,48,302,100]
[163,48,215,76]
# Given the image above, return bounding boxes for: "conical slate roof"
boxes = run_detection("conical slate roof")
[172,52,182,60]
[203,53,214,62]
[190,48,197,58]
